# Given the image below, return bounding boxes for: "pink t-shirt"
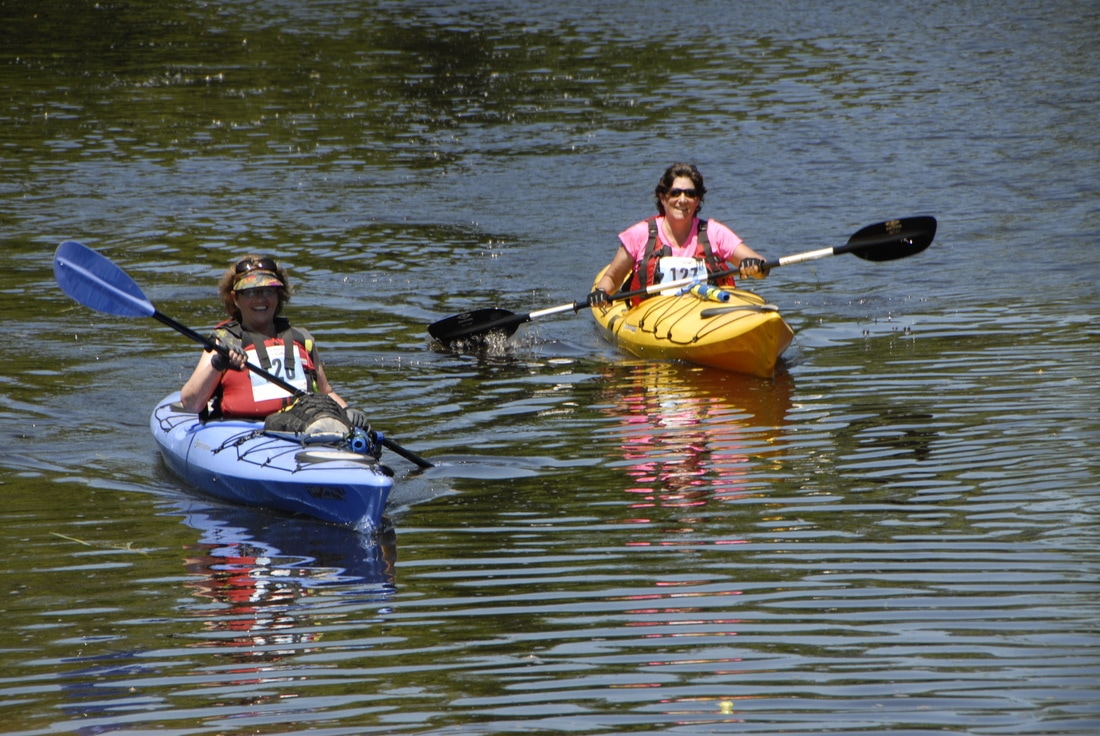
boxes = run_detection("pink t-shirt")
[619,217,743,268]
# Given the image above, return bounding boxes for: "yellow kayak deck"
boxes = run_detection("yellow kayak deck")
[591,277,794,378]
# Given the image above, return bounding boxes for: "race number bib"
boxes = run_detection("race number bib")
[247,345,309,403]
[656,256,707,295]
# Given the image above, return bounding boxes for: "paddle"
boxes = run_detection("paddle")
[428,216,936,346]
[763,216,937,268]
[427,278,703,345]
[52,240,434,469]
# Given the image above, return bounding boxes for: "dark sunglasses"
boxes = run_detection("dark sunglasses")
[235,257,279,275]
[237,286,280,298]
[666,187,699,199]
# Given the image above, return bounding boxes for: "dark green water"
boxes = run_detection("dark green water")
[2,1,1098,733]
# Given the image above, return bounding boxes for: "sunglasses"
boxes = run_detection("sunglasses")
[237,286,280,299]
[666,187,699,199]
[235,257,279,275]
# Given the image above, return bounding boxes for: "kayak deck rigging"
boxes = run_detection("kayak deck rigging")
[151,393,394,528]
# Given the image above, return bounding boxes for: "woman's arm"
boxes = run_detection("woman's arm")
[593,246,636,295]
[179,351,225,413]
[311,348,347,407]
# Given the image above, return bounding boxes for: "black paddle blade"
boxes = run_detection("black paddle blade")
[428,308,526,346]
[845,216,937,262]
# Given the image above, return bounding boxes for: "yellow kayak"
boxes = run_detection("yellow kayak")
[591,275,794,378]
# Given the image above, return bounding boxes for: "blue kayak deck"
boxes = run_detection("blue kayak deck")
[151,392,393,529]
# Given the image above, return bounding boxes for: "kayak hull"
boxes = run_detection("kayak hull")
[591,280,794,378]
[150,392,393,528]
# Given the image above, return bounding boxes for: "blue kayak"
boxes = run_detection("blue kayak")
[150,392,393,529]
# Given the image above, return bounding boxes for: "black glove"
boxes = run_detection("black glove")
[587,288,611,307]
[738,258,768,280]
[210,344,246,372]
[344,407,370,429]
[367,429,383,459]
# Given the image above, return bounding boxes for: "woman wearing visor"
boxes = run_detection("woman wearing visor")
[179,255,368,428]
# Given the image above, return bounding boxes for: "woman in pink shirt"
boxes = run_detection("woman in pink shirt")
[588,163,768,306]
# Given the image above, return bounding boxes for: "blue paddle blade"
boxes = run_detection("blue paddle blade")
[53,240,155,318]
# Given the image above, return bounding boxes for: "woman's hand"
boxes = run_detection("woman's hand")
[586,288,611,307]
[738,258,768,280]
[344,407,370,428]
[210,343,247,372]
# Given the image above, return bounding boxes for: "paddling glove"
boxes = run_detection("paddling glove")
[345,407,371,429]
[738,258,768,280]
[210,344,246,372]
[586,288,611,308]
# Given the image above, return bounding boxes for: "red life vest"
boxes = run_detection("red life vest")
[626,217,736,305]
[210,319,320,419]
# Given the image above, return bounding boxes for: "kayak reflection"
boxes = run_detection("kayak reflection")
[172,500,396,664]
[598,362,793,518]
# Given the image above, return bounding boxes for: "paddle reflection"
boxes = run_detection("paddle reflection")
[600,362,793,517]
[174,501,396,666]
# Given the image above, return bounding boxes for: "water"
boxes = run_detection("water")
[1,0,1098,733]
